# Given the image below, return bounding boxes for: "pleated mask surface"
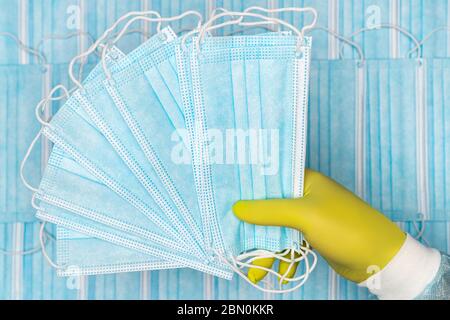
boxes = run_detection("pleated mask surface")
[39,33,208,260]
[36,147,230,278]
[365,60,421,221]
[75,27,206,260]
[176,33,311,256]
[424,59,450,221]
[34,36,230,277]
[48,46,183,276]
[97,30,287,262]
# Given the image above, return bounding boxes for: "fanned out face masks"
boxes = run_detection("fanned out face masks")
[36,46,183,276]
[37,28,230,274]
[175,33,311,256]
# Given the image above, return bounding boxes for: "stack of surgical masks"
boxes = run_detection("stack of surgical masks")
[22,7,317,293]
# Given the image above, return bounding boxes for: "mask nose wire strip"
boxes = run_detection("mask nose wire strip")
[408,26,450,58]
[197,11,304,51]
[100,11,203,81]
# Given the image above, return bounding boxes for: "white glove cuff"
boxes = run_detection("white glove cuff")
[358,234,441,300]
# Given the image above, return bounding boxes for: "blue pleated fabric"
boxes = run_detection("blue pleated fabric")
[1,0,450,300]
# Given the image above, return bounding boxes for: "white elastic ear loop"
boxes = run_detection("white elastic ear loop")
[38,222,66,270]
[36,31,96,82]
[215,246,317,294]
[310,26,365,66]
[0,32,47,66]
[68,10,162,89]
[413,213,430,246]
[20,84,70,194]
[101,11,203,82]
[31,197,66,269]
[235,246,317,283]
[341,24,422,62]
[243,6,318,35]
[197,11,304,52]
[407,26,450,58]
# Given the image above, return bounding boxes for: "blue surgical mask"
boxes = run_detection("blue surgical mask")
[75,28,207,258]
[39,45,208,256]
[175,33,310,258]
[35,148,230,278]
[426,59,450,221]
[0,65,44,223]
[365,60,421,221]
[34,38,232,278]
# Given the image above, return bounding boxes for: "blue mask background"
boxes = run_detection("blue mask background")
[2,0,450,300]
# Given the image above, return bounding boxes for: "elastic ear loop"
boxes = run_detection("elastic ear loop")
[340,24,422,63]
[20,84,70,191]
[407,26,450,58]
[31,197,67,270]
[309,26,365,67]
[214,245,317,294]
[243,6,318,35]
[0,32,47,66]
[68,10,162,89]
[100,11,203,82]
[14,85,70,263]
[36,31,96,83]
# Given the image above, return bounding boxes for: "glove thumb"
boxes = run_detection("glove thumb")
[232,198,311,233]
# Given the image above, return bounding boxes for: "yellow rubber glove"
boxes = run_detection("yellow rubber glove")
[233,169,407,284]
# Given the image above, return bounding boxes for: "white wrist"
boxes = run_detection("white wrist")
[358,234,441,300]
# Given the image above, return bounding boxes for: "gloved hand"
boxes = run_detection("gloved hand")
[232,169,407,284]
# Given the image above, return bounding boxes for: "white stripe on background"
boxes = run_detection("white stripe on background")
[204,274,213,300]
[140,271,150,300]
[448,2,450,56]
[355,66,366,199]
[77,276,88,300]
[78,0,87,55]
[328,267,339,300]
[141,0,151,41]
[41,66,52,172]
[11,0,29,301]
[18,0,28,64]
[207,0,216,18]
[77,0,89,300]
[416,61,429,220]
[390,0,400,58]
[328,0,339,59]
[11,223,24,300]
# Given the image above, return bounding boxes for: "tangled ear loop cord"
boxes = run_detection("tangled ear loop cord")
[213,246,317,294]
